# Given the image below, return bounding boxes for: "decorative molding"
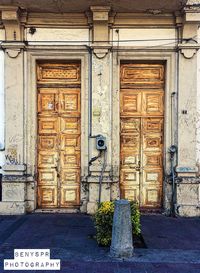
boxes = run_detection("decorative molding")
[26,12,88,27]
[90,6,111,50]
[0,6,26,41]
[112,12,176,27]
[184,1,200,22]
[176,166,198,177]
[92,45,112,59]
[25,11,177,28]
[1,42,25,58]
[146,9,162,15]
[179,43,200,58]
[184,0,200,12]
[90,6,111,19]
[5,49,21,58]
[180,48,197,58]
[0,10,180,28]
[1,42,25,49]
[109,11,117,26]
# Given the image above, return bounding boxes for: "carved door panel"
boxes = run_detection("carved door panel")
[120,63,164,209]
[120,117,141,202]
[37,63,81,209]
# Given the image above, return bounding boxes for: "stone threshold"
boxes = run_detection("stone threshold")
[33,208,80,214]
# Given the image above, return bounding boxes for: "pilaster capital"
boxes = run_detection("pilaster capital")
[184,0,200,14]
[178,43,200,58]
[90,6,111,22]
[0,6,20,21]
[0,5,27,41]
[182,1,200,26]
[1,41,26,58]
[90,44,112,58]
[178,1,200,40]
[89,6,111,51]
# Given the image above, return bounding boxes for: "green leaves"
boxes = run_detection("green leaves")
[93,200,141,246]
[130,201,141,236]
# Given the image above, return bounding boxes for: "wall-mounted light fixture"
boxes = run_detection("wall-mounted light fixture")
[29,27,36,35]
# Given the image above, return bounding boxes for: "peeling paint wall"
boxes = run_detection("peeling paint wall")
[26,28,90,45]
[0,50,4,172]
[112,28,176,47]
[196,28,200,174]
[0,3,200,216]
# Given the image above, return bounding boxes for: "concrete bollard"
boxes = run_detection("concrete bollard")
[110,199,133,258]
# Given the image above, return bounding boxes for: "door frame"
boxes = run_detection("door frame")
[112,51,176,210]
[25,49,89,210]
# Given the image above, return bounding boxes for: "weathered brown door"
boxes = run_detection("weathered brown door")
[120,63,164,208]
[37,62,81,208]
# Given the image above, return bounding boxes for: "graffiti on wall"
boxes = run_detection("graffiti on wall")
[5,145,21,165]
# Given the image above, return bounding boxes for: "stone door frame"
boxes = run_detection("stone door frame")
[112,51,176,210]
[25,48,89,210]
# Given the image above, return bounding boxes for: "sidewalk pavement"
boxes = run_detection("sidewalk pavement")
[0,213,199,273]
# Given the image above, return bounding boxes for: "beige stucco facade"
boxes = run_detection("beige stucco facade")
[0,0,200,216]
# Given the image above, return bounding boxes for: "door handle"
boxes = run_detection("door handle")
[135,161,141,172]
[55,158,60,178]
[129,161,141,172]
[55,163,60,178]
[55,102,59,112]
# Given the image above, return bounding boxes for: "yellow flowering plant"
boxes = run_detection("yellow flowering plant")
[93,200,141,246]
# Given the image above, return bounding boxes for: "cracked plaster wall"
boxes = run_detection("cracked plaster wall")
[0,50,4,173]
[0,21,200,215]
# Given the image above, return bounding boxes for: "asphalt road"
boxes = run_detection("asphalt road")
[0,213,199,273]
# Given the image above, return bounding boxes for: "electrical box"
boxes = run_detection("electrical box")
[96,135,106,150]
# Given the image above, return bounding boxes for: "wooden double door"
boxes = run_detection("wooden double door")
[37,62,81,208]
[120,63,165,208]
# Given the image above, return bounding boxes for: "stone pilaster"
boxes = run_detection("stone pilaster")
[176,3,200,177]
[0,6,26,175]
[0,6,29,214]
[87,6,114,213]
[175,2,200,216]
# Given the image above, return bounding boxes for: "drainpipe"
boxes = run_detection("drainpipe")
[85,46,100,177]
[86,45,93,179]
[98,148,107,205]
[169,145,177,217]
[176,23,181,168]
[87,45,93,139]
[168,23,181,217]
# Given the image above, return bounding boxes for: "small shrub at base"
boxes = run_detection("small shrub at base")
[93,200,141,246]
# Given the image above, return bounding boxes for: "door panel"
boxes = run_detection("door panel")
[120,90,142,116]
[38,89,58,114]
[120,63,164,209]
[60,186,79,207]
[143,91,164,116]
[38,186,58,207]
[38,135,58,150]
[120,63,164,88]
[37,63,81,84]
[60,117,80,134]
[38,169,57,185]
[38,117,58,134]
[59,89,81,116]
[120,116,141,204]
[37,62,81,209]
[38,151,58,168]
